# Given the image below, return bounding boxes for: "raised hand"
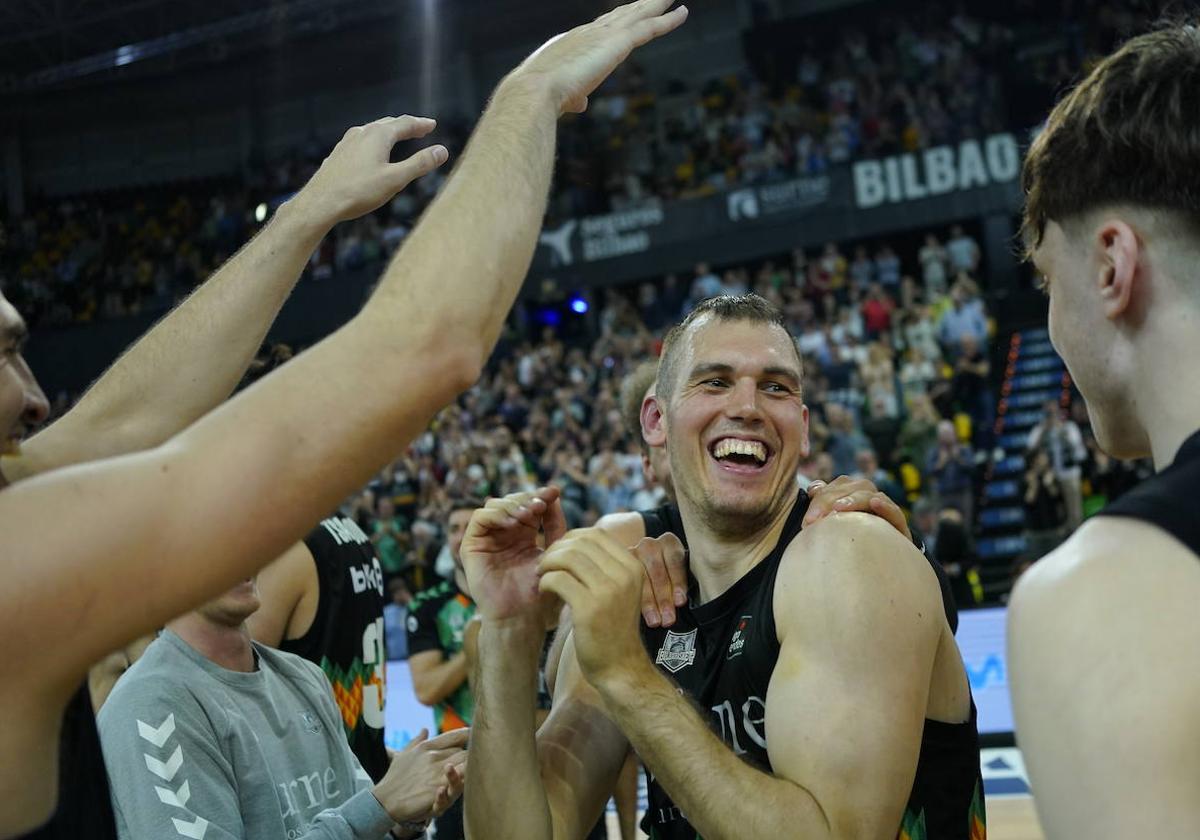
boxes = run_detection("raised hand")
[460,486,566,623]
[510,0,689,115]
[292,115,449,227]
[635,531,688,628]
[537,528,648,688]
[372,727,469,824]
[802,475,912,541]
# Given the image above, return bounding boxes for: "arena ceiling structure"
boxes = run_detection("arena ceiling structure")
[0,0,873,96]
[0,0,614,95]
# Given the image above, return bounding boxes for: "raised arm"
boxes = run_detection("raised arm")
[3,121,445,484]
[0,2,690,834]
[469,619,630,840]
[461,489,633,840]
[0,86,546,701]
[538,515,944,840]
[1009,517,1200,839]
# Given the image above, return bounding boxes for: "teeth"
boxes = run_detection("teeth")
[712,438,767,463]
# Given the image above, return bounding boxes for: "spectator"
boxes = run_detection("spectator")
[933,507,982,610]
[898,346,939,406]
[690,261,722,303]
[854,448,906,508]
[898,393,942,476]
[861,283,896,340]
[825,402,872,476]
[938,282,989,356]
[818,242,849,301]
[918,233,950,298]
[371,496,408,580]
[899,304,943,364]
[1025,401,1088,530]
[848,245,876,294]
[874,244,902,291]
[926,420,975,522]
[952,334,993,446]
[1022,449,1068,560]
[945,224,981,274]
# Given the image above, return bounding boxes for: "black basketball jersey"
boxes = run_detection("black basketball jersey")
[18,683,117,840]
[279,516,389,782]
[640,502,687,545]
[1098,428,1200,555]
[638,491,985,840]
[638,497,960,632]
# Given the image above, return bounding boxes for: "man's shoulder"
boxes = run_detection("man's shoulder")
[1012,516,1200,630]
[255,641,326,679]
[98,637,210,734]
[779,513,940,622]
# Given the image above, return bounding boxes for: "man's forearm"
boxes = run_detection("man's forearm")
[597,662,830,840]
[14,205,328,479]
[361,75,558,373]
[465,618,551,840]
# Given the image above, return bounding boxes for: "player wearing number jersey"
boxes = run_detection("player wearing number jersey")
[404,500,479,840]
[249,516,389,782]
[406,581,477,732]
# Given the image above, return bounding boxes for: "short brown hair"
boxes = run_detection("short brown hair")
[655,294,800,405]
[619,360,659,454]
[1022,23,1200,249]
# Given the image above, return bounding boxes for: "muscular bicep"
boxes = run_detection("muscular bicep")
[0,446,203,696]
[247,542,317,648]
[1010,520,1200,839]
[765,515,942,840]
[538,632,631,840]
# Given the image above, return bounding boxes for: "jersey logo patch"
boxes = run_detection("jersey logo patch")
[655,629,698,674]
[727,615,752,660]
[300,711,323,735]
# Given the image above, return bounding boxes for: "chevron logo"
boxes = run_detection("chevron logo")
[155,779,191,808]
[137,714,176,748]
[171,815,209,839]
[144,745,184,782]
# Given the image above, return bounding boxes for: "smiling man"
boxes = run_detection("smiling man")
[462,295,985,840]
[1008,23,1200,840]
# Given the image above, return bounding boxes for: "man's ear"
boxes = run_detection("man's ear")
[1094,218,1139,320]
[642,394,667,448]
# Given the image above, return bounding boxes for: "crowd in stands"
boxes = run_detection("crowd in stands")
[0,0,1160,328]
[548,0,1158,217]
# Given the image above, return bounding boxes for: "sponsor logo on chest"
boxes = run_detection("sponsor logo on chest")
[727,615,752,660]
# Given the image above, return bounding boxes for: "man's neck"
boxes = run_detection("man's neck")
[677,494,798,605]
[1130,318,1200,471]
[167,614,256,673]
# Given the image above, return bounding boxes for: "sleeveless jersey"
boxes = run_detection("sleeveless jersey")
[639,499,960,632]
[638,491,985,840]
[406,580,476,732]
[1098,428,1200,555]
[18,682,117,840]
[279,516,389,782]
